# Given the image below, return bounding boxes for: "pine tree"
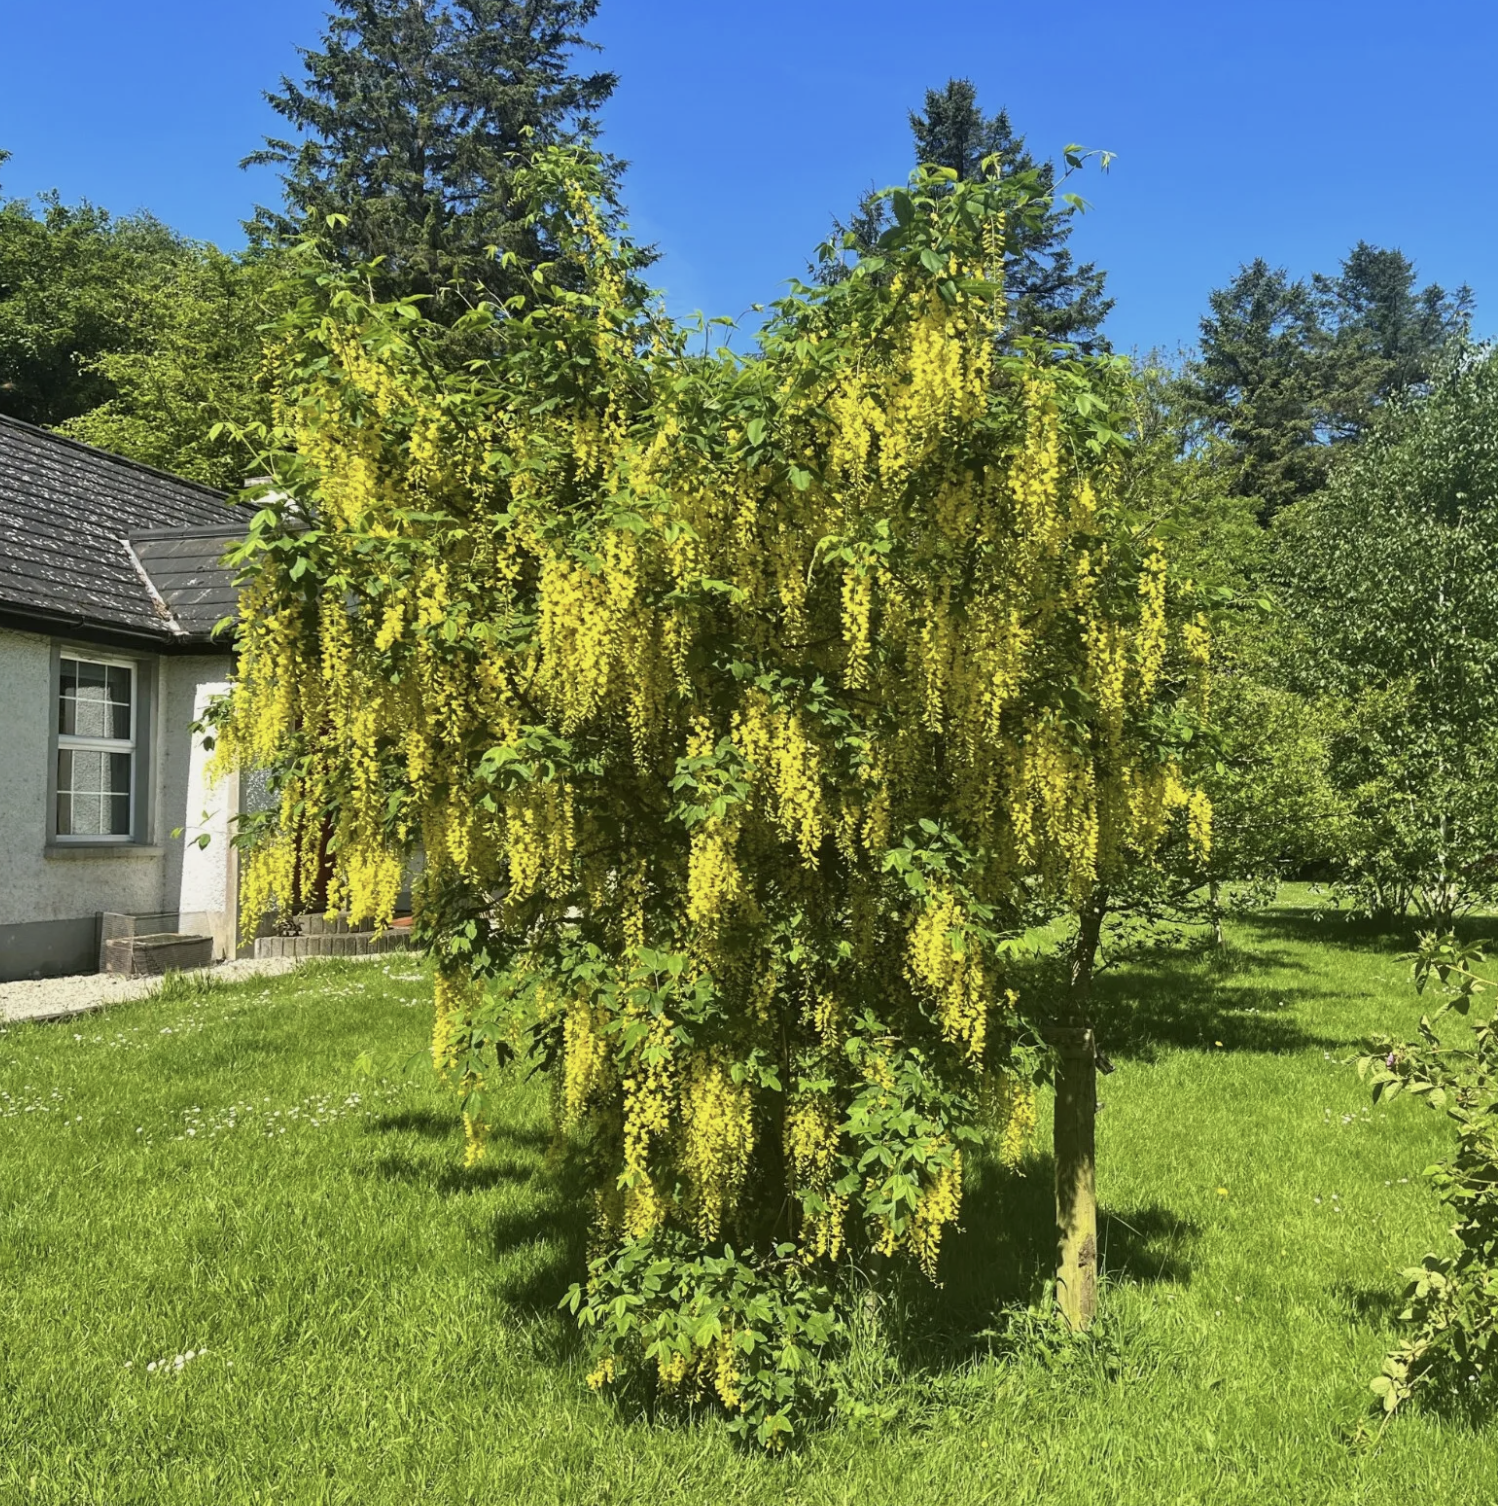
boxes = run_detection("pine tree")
[820,80,1113,352]
[1178,259,1327,519]
[1314,242,1471,440]
[1180,249,1472,519]
[244,0,617,304]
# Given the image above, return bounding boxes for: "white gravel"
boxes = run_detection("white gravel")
[0,955,373,1026]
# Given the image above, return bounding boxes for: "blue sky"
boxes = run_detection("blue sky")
[3,0,1494,355]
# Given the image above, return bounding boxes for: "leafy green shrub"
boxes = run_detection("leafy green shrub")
[1360,932,1498,1420]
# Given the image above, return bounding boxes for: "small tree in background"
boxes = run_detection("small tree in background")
[1274,348,1498,924]
[1093,364,1336,949]
[220,149,1210,1443]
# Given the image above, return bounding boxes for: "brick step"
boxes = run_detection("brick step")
[252,930,412,960]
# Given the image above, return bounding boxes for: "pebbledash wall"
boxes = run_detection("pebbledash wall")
[0,623,239,981]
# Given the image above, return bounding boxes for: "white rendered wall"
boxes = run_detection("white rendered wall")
[0,624,236,971]
[173,678,237,958]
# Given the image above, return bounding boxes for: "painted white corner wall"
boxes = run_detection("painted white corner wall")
[173,678,237,958]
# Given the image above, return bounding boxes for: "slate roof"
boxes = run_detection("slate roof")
[0,414,248,648]
[128,525,245,639]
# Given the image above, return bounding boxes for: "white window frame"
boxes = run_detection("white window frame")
[54,652,138,844]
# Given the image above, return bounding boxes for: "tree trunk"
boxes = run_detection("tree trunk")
[1053,887,1106,1331]
[1209,879,1224,950]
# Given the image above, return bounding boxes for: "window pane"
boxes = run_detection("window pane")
[76,690,109,738]
[107,667,132,737]
[55,747,132,838]
[69,791,107,836]
[59,661,76,735]
[59,658,132,740]
[67,749,106,794]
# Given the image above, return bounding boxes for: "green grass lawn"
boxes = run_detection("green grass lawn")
[4,889,1497,1505]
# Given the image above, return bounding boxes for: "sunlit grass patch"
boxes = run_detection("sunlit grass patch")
[1,897,1495,1504]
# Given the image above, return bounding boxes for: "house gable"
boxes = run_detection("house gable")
[0,414,247,650]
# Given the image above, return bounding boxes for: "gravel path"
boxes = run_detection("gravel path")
[0,955,347,1026]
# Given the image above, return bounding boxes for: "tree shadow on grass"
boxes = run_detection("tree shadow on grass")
[1072,895,1498,1064]
[372,1146,549,1197]
[368,1107,460,1139]
[366,1108,593,1344]
[1333,1280,1404,1331]
[895,1152,1199,1370]
[1234,903,1495,960]
[368,1107,554,1153]
[1092,944,1344,1062]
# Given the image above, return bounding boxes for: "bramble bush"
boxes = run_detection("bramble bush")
[219,146,1210,1443]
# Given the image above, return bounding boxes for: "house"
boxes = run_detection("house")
[0,414,248,981]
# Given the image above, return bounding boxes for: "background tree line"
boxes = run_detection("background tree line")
[3,3,1492,923]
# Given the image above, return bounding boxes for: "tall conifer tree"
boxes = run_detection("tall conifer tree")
[245,0,617,304]
[821,79,1113,352]
[1180,249,1471,518]
[1314,242,1472,440]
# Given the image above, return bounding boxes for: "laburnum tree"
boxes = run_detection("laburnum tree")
[245,0,618,304]
[218,149,1211,1444]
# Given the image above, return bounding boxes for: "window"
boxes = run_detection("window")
[55,656,136,840]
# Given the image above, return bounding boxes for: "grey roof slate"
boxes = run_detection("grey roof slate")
[128,526,244,639]
[0,413,248,646]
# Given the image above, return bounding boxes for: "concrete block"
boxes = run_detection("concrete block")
[104,932,214,977]
[100,915,137,975]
